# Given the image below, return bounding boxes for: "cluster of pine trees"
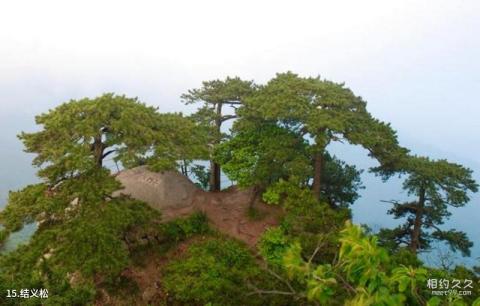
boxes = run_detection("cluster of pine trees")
[0,72,478,305]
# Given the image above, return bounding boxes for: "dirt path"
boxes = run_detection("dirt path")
[191,187,282,247]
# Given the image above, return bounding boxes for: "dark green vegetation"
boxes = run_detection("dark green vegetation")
[0,73,479,305]
[377,156,478,256]
[163,238,260,305]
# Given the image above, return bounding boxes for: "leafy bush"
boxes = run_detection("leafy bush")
[258,227,290,267]
[162,238,260,306]
[257,221,480,306]
[264,182,349,264]
[161,212,210,242]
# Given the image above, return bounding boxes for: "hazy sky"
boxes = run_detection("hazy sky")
[1,0,479,169]
[0,1,479,262]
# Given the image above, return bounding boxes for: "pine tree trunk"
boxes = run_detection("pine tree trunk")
[209,103,223,191]
[410,186,425,253]
[93,135,104,168]
[209,161,221,191]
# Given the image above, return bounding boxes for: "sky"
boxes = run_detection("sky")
[0,0,479,264]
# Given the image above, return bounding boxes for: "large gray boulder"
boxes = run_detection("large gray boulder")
[114,166,200,217]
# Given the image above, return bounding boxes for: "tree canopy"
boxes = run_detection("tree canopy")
[19,94,158,182]
[215,122,364,209]
[182,77,256,191]
[1,93,207,248]
[234,72,407,200]
[379,156,479,256]
[18,93,206,183]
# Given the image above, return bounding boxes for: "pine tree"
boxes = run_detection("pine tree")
[379,156,478,256]
[182,77,256,191]
[237,72,407,200]
[18,93,160,183]
[215,122,364,209]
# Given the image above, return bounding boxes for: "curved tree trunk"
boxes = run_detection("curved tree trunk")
[209,102,223,191]
[410,186,425,253]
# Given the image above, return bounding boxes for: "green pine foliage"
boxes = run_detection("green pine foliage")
[147,112,210,172]
[378,156,479,256]
[0,194,160,305]
[235,72,408,199]
[215,123,312,189]
[18,94,160,181]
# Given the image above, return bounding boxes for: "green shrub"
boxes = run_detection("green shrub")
[161,212,210,242]
[162,238,260,306]
[258,227,290,267]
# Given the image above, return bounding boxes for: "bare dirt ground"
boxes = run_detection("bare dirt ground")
[192,187,282,247]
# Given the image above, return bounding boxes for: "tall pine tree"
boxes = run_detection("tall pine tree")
[237,72,407,200]
[182,77,256,191]
[379,156,478,256]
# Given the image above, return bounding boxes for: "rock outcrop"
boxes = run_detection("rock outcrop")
[114,166,198,214]
[114,166,282,246]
